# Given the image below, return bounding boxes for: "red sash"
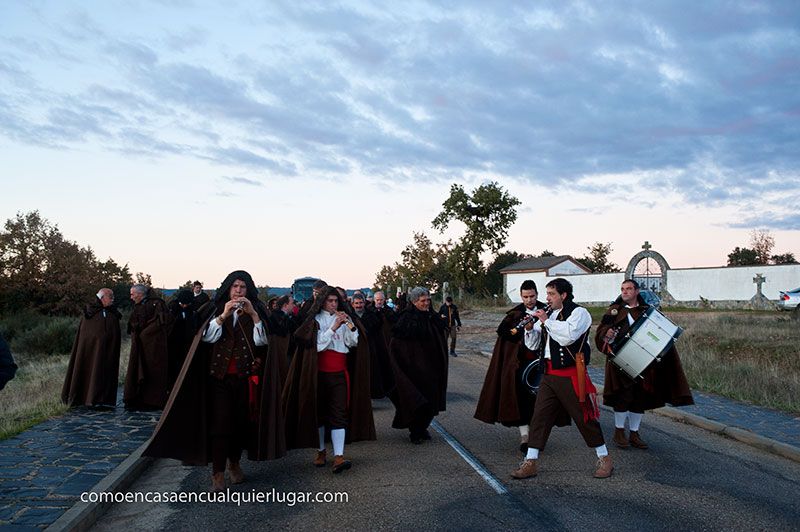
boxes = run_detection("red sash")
[546,360,600,422]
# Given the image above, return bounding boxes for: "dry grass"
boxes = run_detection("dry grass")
[0,339,130,440]
[674,312,800,413]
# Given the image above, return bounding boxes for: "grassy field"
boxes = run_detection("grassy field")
[0,339,130,441]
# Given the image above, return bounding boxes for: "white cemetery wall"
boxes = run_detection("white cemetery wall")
[666,264,800,301]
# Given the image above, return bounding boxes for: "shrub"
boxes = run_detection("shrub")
[12,316,77,356]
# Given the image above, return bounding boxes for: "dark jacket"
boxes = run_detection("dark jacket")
[438,303,462,328]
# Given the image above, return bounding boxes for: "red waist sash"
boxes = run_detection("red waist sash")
[545,360,600,422]
[319,349,349,407]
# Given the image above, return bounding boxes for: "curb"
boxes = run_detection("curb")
[478,350,800,465]
[45,439,154,532]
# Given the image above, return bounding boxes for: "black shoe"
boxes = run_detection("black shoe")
[422,429,432,440]
[450,351,458,357]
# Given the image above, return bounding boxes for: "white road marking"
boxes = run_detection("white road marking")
[430,420,509,495]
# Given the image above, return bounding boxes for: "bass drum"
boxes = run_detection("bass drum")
[520,359,543,396]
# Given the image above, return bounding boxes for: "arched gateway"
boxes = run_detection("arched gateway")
[625,241,672,299]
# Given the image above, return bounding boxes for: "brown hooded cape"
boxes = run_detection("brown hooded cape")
[282,296,376,449]
[62,298,122,407]
[123,296,174,409]
[595,297,694,410]
[143,272,286,464]
[388,306,448,429]
[474,302,545,426]
[357,308,395,399]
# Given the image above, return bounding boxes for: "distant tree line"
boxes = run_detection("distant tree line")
[727,229,797,266]
[0,211,142,316]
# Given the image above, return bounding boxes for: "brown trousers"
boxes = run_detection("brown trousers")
[317,371,348,429]
[528,373,605,450]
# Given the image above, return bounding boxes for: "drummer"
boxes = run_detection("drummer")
[474,280,548,455]
[595,279,694,450]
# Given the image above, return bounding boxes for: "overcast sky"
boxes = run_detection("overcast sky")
[1,1,798,289]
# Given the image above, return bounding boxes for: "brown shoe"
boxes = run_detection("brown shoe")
[510,459,538,479]
[593,455,614,479]
[629,431,649,449]
[211,471,226,492]
[313,450,327,467]
[332,455,352,474]
[613,428,630,448]
[227,460,245,484]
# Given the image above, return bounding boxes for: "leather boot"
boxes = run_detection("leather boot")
[227,460,244,484]
[211,471,226,492]
[510,459,538,479]
[332,455,352,474]
[313,450,327,467]
[593,455,614,479]
[613,427,629,448]
[629,431,649,449]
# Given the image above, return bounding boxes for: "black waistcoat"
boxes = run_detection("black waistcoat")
[540,300,591,369]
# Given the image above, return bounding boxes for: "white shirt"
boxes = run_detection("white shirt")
[524,306,591,359]
[316,311,359,353]
[625,304,637,326]
[202,312,268,346]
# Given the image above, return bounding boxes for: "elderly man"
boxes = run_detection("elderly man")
[389,287,448,444]
[371,290,396,346]
[123,284,174,410]
[62,288,122,408]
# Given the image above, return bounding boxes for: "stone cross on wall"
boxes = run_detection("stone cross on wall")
[642,241,652,251]
[753,274,766,296]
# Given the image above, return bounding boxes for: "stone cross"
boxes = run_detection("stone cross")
[753,274,766,296]
[642,241,652,251]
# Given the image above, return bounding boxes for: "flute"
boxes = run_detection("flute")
[510,304,551,335]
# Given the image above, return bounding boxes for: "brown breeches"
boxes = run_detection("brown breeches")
[317,371,348,430]
[528,374,605,450]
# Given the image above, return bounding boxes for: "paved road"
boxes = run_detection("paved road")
[93,352,800,531]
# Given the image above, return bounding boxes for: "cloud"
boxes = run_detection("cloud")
[0,0,798,225]
[221,175,262,186]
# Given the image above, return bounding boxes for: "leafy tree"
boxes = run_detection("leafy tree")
[179,280,194,289]
[0,211,133,315]
[373,232,453,294]
[432,182,521,292]
[727,247,759,266]
[578,242,620,273]
[771,252,798,265]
